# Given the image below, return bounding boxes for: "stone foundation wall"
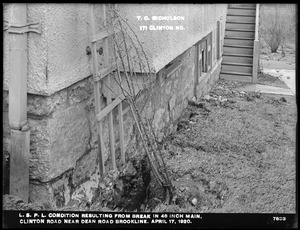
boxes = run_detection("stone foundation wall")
[3,45,221,208]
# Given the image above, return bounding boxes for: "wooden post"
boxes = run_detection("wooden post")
[8,3,30,202]
[252,40,259,83]
[118,102,125,163]
[102,4,117,170]
[193,43,199,98]
[90,4,106,176]
[217,20,221,60]
[252,4,260,83]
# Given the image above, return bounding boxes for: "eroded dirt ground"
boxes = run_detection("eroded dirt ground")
[150,79,296,213]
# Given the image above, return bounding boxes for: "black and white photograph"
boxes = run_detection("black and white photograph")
[2,3,297,228]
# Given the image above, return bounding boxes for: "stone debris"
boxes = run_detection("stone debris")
[203,94,211,101]
[189,111,199,120]
[228,99,237,103]
[177,120,190,131]
[209,181,216,190]
[188,100,211,114]
[198,185,205,193]
[280,97,287,102]
[191,198,197,206]
[119,161,137,178]
[188,100,205,108]
[200,94,237,109]
[179,186,185,192]
[3,195,45,210]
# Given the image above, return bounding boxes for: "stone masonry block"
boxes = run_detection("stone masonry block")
[68,78,93,105]
[47,102,90,179]
[153,108,165,133]
[27,90,68,116]
[72,148,98,188]
[165,79,172,95]
[29,182,54,208]
[29,101,91,182]
[29,118,51,181]
[169,95,177,111]
[87,108,110,162]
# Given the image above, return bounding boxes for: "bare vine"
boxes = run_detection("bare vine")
[99,5,174,204]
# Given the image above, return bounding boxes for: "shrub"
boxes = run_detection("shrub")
[260,4,295,53]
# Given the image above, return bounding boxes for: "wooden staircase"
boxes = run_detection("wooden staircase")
[220,4,259,82]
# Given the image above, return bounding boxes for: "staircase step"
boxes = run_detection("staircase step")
[223,45,253,55]
[225,30,255,38]
[228,6,256,10]
[226,22,255,30]
[226,20,256,24]
[220,70,252,76]
[220,72,253,82]
[224,36,254,40]
[224,38,254,46]
[222,3,256,83]
[224,44,253,48]
[227,13,256,17]
[222,53,253,64]
[222,62,253,73]
[228,8,256,15]
[226,28,255,32]
[227,15,256,23]
[222,62,252,67]
[228,4,256,8]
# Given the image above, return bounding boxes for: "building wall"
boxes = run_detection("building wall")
[10,45,221,208]
[118,4,227,73]
[3,3,226,95]
[3,3,226,207]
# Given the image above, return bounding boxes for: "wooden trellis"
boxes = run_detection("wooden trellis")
[89,4,125,176]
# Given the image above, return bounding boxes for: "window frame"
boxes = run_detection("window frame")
[207,32,212,71]
[217,17,223,60]
[196,31,213,79]
[212,27,216,66]
[163,55,183,78]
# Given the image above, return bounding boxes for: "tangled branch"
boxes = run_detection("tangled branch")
[100,5,174,204]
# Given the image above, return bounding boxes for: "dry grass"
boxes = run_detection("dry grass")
[150,79,296,213]
[257,73,289,89]
[259,4,296,52]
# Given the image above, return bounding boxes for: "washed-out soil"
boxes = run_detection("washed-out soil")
[146,79,296,213]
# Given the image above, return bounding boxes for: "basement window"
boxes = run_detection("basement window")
[201,49,205,72]
[163,55,182,78]
[197,31,212,77]
[197,40,206,76]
